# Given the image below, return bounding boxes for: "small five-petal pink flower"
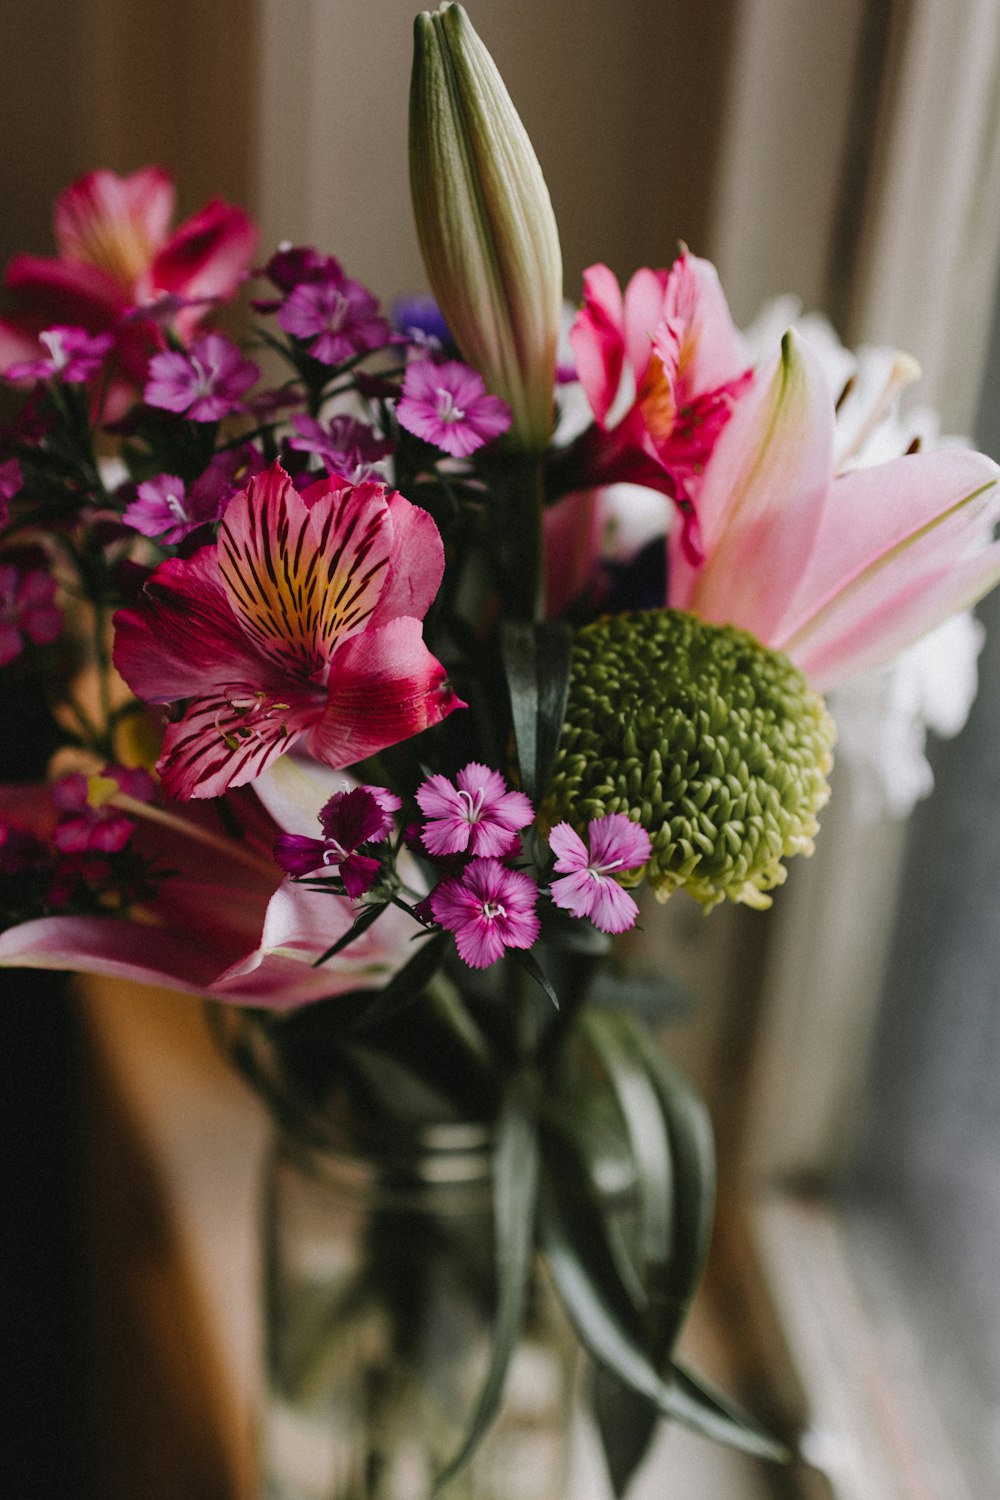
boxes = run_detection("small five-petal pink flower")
[277,273,391,365]
[0,564,61,666]
[430,857,540,968]
[274,784,401,898]
[397,359,511,458]
[416,762,533,857]
[144,331,259,421]
[548,814,651,934]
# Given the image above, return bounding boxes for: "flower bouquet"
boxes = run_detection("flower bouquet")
[2,5,999,1497]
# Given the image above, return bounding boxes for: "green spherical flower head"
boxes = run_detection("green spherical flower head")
[545,610,836,911]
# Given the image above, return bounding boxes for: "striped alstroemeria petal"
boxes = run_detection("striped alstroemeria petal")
[218,464,393,678]
[157,684,317,800]
[309,617,463,768]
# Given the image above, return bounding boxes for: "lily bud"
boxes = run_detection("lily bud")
[410,2,563,452]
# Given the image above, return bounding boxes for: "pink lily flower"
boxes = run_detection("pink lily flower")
[0,758,423,1009]
[0,167,257,385]
[670,332,1000,691]
[113,462,463,799]
[567,250,751,561]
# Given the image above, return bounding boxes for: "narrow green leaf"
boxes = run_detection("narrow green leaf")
[500,620,572,802]
[668,1363,790,1463]
[350,931,449,1031]
[311,900,388,967]
[510,945,560,1009]
[579,1008,674,1272]
[630,1027,716,1345]
[434,1076,540,1490]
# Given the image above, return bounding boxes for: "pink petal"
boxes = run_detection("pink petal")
[549,867,595,917]
[774,448,1000,646]
[148,198,258,307]
[548,821,589,872]
[367,490,445,628]
[54,168,175,285]
[218,464,393,673]
[587,813,651,870]
[112,546,266,702]
[569,264,627,427]
[586,876,640,934]
[2,253,127,333]
[663,252,747,394]
[676,332,835,641]
[622,266,670,383]
[157,688,315,800]
[309,616,463,768]
[0,915,260,998]
[792,533,1000,690]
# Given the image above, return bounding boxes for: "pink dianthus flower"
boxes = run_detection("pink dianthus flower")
[430,857,540,969]
[416,762,533,858]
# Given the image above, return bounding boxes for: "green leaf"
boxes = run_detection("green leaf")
[311,900,388,967]
[434,1075,540,1490]
[630,1028,716,1346]
[510,945,560,1009]
[588,1016,716,1493]
[579,1008,674,1273]
[500,620,572,802]
[350,931,449,1031]
[538,1120,670,1410]
[667,1363,790,1463]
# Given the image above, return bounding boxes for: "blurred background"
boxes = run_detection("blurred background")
[2,1,1000,1497]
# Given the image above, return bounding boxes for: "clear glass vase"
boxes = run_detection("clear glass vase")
[260,1123,578,1500]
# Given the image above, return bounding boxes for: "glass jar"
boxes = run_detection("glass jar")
[260,1122,578,1500]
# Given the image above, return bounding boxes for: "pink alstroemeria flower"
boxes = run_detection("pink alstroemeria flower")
[0,757,423,1009]
[567,251,751,562]
[0,167,257,385]
[416,762,533,857]
[549,814,652,934]
[113,462,462,798]
[670,332,1000,691]
[430,857,540,969]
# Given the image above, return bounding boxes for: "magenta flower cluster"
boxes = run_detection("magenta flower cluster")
[413,763,650,969]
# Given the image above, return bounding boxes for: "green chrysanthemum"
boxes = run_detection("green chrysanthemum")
[544,610,836,910]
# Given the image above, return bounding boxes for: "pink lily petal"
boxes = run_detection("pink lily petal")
[774,448,1000,645]
[790,528,1000,690]
[310,616,463,767]
[677,333,835,641]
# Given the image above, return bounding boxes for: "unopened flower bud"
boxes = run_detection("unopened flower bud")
[409,2,562,452]
[545,610,836,910]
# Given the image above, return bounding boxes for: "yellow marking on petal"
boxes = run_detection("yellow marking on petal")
[637,350,678,445]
